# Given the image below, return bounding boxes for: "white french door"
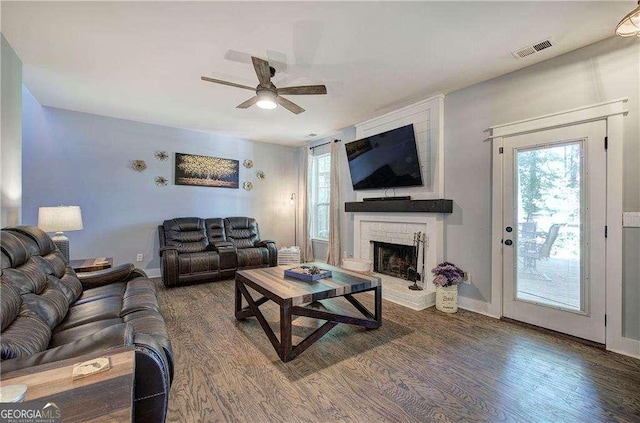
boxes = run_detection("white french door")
[502,120,606,343]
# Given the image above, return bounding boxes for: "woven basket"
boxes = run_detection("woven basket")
[278,246,301,265]
[435,285,458,313]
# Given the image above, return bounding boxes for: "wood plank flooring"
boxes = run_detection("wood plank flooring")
[155,278,640,422]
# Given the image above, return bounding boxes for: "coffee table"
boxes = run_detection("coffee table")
[235,262,382,362]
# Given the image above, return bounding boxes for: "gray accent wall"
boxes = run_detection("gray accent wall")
[1,34,22,227]
[444,37,640,340]
[22,87,297,274]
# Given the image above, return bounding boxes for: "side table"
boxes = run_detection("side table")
[1,347,135,422]
[69,257,113,273]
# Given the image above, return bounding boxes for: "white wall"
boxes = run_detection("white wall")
[444,37,640,339]
[1,34,22,227]
[22,87,297,275]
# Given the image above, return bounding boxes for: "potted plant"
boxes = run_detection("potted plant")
[432,262,465,313]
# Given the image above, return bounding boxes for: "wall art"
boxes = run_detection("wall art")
[132,160,147,172]
[155,151,169,161]
[155,176,168,186]
[175,153,239,188]
[243,181,253,191]
[243,159,254,168]
[256,170,265,180]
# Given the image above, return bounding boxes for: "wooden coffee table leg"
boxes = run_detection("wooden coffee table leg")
[280,301,293,362]
[235,279,244,319]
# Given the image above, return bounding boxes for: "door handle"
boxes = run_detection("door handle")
[504,239,513,246]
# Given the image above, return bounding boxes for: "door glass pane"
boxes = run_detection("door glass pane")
[515,141,583,312]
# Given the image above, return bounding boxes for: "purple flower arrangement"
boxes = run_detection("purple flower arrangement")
[431,262,465,287]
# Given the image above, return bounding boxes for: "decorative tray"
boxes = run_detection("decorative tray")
[284,266,332,282]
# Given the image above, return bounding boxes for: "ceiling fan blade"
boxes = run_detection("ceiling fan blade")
[201,76,255,91]
[277,85,327,95]
[236,97,258,109]
[277,96,305,114]
[251,56,272,86]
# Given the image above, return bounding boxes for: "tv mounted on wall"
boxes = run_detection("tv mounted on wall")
[345,124,423,191]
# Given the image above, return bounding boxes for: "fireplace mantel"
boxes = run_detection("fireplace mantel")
[345,199,453,213]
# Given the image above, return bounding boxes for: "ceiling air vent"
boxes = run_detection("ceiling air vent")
[512,38,555,59]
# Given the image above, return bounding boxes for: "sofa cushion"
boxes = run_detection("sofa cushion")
[204,218,226,246]
[236,247,270,268]
[4,226,58,257]
[1,283,21,331]
[225,217,260,249]
[56,296,123,332]
[48,318,124,348]
[1,304,51,360]
[1,264,48,296]
[21,288,69,329]
[121,293,160,315]
[0,231,30,269]
[1,323,134,375]
[74,282,126,305]
[163,217,209,253]
[178,251,219,274]
[47,274,84,305]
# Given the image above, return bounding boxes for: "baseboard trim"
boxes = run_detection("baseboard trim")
[458,296,500,319]
[608,336,640,360]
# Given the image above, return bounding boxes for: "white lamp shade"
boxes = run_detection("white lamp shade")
[616,3,640,37]
[256,91,277,109]
[38,206,84,233]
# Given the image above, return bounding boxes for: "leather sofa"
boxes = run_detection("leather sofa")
[1,226,173,423]
[158,217,277,287]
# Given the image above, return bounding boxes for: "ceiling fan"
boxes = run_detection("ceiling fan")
[201,56,327,114]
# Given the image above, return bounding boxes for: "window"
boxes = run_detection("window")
[311,153,331,240]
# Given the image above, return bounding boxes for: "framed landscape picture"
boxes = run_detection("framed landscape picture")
[175,153,239,188]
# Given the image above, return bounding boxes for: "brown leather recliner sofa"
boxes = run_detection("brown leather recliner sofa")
[1,226,173,423]
[158,217,277,287]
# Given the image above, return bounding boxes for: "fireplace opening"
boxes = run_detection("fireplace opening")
[371,241,417,281]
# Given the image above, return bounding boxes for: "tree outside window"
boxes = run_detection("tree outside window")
[311,154,331,240]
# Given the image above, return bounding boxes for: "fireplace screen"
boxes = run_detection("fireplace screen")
[371,241,417,281]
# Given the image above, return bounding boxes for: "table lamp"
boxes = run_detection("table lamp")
[38,206,84,262]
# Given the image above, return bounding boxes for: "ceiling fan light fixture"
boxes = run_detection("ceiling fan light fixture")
[256,90,277,110]
[616,1,640,37]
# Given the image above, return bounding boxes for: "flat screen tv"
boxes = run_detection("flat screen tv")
[345,124,423,190]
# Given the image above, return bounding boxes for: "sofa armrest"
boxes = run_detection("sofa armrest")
[255,240,278,267]
[132,333,172,422]
[159,248,179,287]
[159,246,178,254]
[213,241,237,270]
[77,263,143,290]
[0,323,134,375]
[212,241,235,251]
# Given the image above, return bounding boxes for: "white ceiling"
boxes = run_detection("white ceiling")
[2,1,633,146]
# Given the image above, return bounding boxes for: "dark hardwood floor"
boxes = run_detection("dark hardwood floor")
[155,278,640,422]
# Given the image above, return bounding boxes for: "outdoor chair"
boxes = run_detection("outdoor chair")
[520,223,565,278]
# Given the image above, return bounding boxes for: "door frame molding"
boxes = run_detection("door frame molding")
[488,98,634,356]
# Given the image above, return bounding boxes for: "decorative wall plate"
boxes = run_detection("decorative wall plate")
[155,176,168,186]
[132,160,147,172]
[155,151,169,161]
[256,170,265,180]
[243,159,254,169]
[242,181,253,191]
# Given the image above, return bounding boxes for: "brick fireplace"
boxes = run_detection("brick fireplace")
[353,213,443,310]
[371,241,417,281]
